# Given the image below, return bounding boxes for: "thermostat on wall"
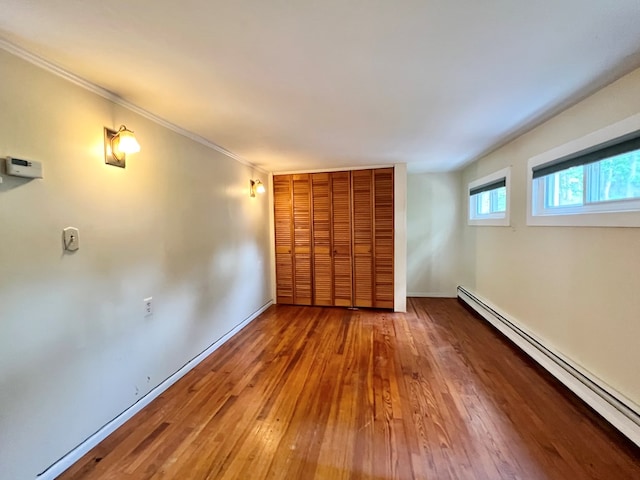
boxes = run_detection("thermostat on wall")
[5,157,43,179]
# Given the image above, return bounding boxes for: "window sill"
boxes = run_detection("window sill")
[527,210,640,227]
[468,218,510,227]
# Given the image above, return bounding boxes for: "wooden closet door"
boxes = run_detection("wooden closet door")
[276,168,392,309]
[351,169,374,307]
[311,173,332,306]
[374,168,394,308]
[331,171,353,307]
[292,174,312,305]
[274,175,294,304]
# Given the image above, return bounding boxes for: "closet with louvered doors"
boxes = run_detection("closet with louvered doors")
[273,174,312,305]
[351,167,394,308]
[273,167,394,309]
[310,172,353,307]
[351,169,374,307]
[372,168,394,308]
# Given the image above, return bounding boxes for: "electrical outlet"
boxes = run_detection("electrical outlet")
[63,227,79,251]
[144,297,153,317]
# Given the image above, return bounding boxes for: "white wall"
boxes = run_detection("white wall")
[407,172,463,297]
[394,163,408,311]
[461,66,640,408]
[0,49,272,479]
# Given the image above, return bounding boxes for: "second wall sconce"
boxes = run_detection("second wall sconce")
[250,179,266,197]
[104,125,141,168]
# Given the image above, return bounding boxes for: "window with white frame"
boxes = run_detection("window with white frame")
[468,167,510,226]
[528,116,640,227]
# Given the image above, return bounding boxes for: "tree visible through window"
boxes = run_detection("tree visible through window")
[545,166,583,207]
[476,187,506,214]
[468,167,510,225]
[589,150,640,202]
[529,116,640,227]
[543,150,640,208]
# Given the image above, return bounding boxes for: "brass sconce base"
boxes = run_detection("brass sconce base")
[104,127,126,168]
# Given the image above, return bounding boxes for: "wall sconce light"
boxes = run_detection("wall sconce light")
[250,179,266,197]
[104,125,141,168]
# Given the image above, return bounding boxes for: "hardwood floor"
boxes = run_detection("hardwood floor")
[59,298,640,479]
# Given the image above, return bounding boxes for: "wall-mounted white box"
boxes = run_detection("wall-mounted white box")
[5,156,43,178]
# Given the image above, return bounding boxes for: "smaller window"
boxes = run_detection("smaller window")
[468,167,510,226]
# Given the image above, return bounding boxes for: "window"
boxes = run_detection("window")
[468,167,510,226]
[528,113,640,227]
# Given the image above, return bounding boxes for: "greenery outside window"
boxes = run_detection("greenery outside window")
[528,114,640,227]
[539,153,640,210]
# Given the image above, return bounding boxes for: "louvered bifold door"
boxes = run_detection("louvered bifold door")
[274,175,294,304]
[331,171,353,306]
[311,173,332,306]
[292,174,313,305]
[351,169,374,307]
[373,168,394,308]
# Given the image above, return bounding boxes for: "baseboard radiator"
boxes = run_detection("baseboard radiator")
[457,286,640,447]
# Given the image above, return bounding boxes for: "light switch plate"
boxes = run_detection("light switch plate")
[144,297,153,317]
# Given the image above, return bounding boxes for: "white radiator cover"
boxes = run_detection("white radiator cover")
[457,286,640,447]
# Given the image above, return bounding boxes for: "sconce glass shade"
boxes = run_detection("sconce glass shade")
[115,126,140,154]
[104,125,140,168]
[250,179,266,197]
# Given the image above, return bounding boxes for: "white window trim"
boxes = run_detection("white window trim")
[527,113,640,228]
[468,167,511,226]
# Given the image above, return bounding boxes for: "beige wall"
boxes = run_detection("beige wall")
[407,172,463,297]
[0,49,272,479]
[461,67,640,407]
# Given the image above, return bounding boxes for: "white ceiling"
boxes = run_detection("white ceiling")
[1,1,640,173]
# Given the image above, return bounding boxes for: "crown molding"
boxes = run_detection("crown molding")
[273,163,396,175]
[0,37,267,174]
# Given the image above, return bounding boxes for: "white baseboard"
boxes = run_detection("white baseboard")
[38,300,273,479]
[457,286,640,447]
[407,291,456,298]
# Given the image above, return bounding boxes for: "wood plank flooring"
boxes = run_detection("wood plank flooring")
[59,298,640,479]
